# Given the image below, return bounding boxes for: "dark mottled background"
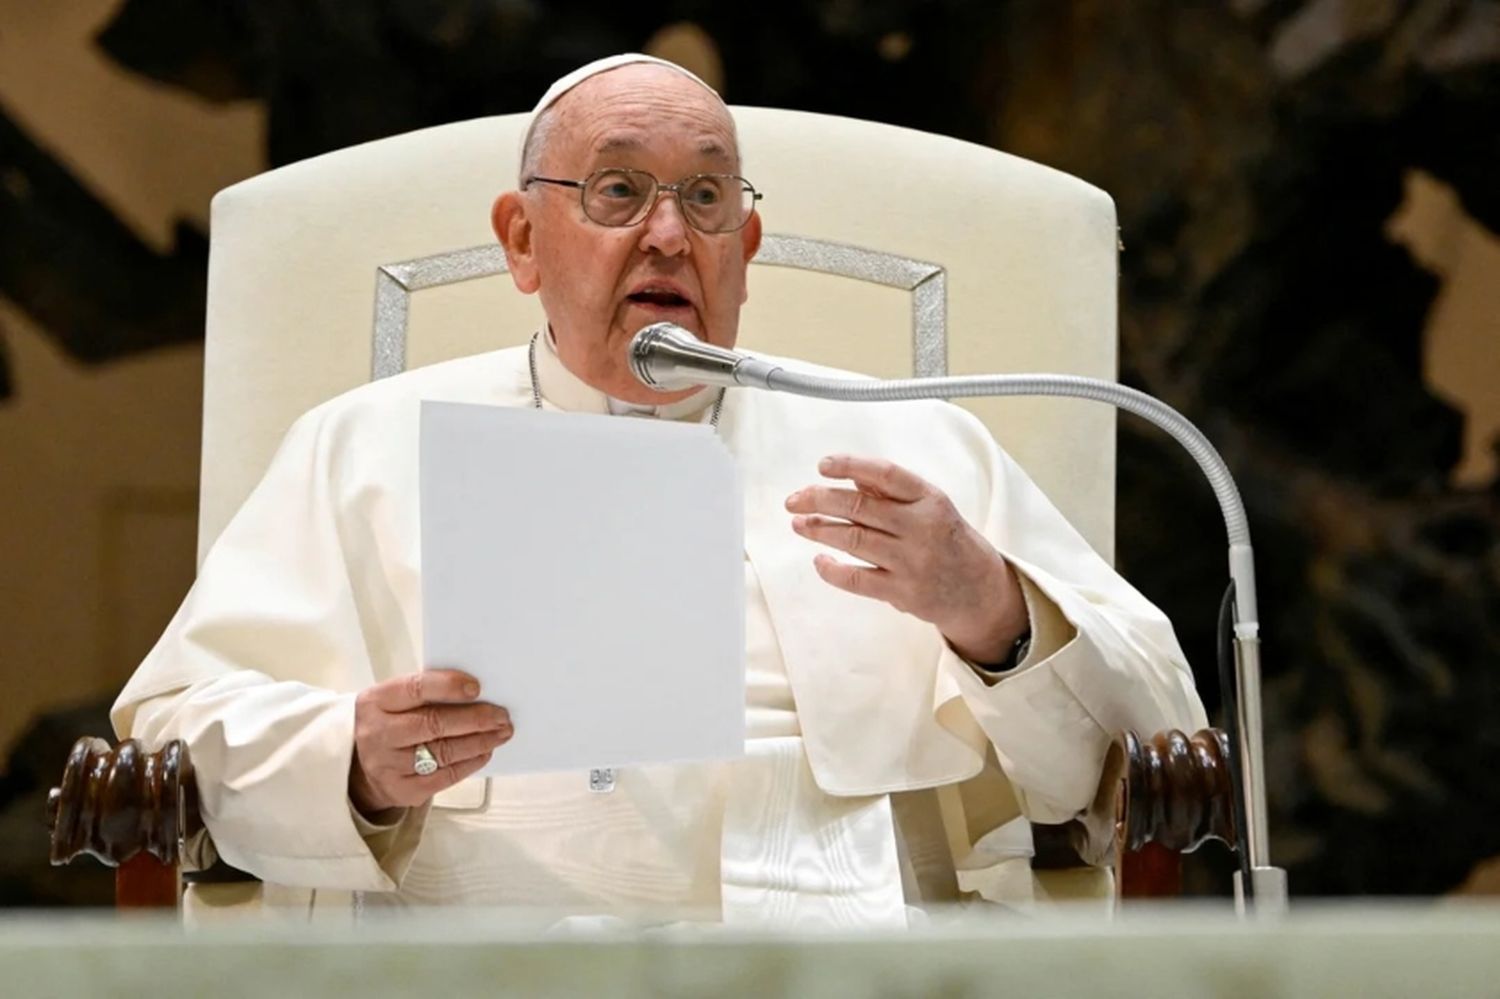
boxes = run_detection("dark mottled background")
[1,0,1497,905]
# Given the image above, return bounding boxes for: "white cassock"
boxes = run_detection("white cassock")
[112,334,1206,926]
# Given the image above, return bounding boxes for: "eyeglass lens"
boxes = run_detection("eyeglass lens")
[582,169,754,232]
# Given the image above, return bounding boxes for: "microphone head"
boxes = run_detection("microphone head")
[628,323,743,390]
[628,323,697,388]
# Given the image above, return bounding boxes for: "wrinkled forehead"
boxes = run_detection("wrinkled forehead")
[568,75,735,154]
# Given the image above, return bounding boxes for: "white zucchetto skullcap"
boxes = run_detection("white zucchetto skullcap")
[521,53,724,158]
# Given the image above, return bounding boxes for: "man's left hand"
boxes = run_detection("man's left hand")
[785,455,1029,666]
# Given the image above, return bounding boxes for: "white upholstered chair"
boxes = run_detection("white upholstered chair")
[190,107,1122,917]
[57,109,1135,918]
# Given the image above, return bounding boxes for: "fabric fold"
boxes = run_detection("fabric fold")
[720,737,907,928]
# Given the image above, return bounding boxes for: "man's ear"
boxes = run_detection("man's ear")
[492,191,540,293]
[739,209,763,303]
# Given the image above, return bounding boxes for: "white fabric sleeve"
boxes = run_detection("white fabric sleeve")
[935,423,1209,825]
[349,802,409,836]
[111,409,428,891]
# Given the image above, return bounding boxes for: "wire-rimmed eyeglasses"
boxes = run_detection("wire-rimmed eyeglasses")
[522,168,762,234]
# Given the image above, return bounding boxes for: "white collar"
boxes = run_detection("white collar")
[534,328,718,422]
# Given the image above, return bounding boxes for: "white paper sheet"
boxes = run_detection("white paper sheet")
[420,401,745,776]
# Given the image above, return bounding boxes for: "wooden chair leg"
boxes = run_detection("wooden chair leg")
[115,852,182,908]
[1119,842,1184,898]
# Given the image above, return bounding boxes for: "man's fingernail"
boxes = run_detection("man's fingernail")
[791,515,807,530]
[785,490,801,507]
[463,680,480,698]
[818,457,834,473]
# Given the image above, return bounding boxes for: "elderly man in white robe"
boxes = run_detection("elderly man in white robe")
[113,54,1206,925]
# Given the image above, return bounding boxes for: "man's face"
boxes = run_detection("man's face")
[493,65,762,404]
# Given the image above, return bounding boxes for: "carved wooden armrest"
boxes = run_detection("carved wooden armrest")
[1068,726,1237,897]
[47,736,203,907]
[1116,728,1235,855]
[1031,727,1236,898]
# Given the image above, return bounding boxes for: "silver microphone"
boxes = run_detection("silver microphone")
[628,323,782,390]
[626,321,1288,915]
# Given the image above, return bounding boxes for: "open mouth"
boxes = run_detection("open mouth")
[626,289,692,308]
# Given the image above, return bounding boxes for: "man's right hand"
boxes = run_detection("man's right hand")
[349,669,512,814]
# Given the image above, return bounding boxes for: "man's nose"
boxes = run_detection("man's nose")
[637,191,691,256]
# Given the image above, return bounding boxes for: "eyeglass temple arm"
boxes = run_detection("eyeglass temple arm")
[521,176,587,191]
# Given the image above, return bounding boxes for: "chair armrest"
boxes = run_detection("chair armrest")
[1033,728,1237,899]
[47,736,205,907]
[1115,728,1237,855]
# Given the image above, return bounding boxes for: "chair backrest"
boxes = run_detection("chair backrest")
[201,108,1119,563]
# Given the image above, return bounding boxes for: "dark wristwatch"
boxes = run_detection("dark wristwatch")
[977,629,1032,674]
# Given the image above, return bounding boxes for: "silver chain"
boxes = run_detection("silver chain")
[527,331,724,427]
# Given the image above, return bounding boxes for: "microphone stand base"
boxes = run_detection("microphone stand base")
[1234,866,1290,917]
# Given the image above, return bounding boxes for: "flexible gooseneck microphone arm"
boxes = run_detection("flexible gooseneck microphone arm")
[630,322,1289,914]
